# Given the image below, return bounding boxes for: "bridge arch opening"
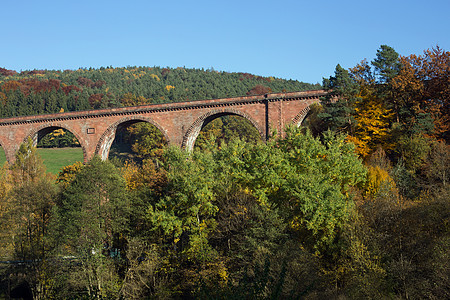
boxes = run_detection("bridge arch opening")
[295,103,323,136]
[97,117,168,163]
[25,125,86,173]
[183,110,264,151]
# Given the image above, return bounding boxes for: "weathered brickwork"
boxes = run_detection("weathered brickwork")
[0,90,328,163]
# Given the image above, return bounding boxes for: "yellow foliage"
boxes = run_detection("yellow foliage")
[57,161,84,186]
[59,107,64,113]
[150,74,160,81]
[365,165,396,197]
[353,86,394,157]
[346,135,370,158]
[122,161,140,191]
[165,85,175,91]
[0,164,11,206]
[49,129,65,141]
[122,160,167,193]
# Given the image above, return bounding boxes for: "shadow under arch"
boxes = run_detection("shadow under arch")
[95,116,169,161]
[182,108,265,151]
[24,123,88,163]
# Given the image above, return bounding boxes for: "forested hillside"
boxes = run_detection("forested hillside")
[0,46,449,299]
[0,66,320,118]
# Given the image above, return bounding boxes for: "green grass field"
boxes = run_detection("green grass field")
[0,147,5,166]
[0,147,84,175]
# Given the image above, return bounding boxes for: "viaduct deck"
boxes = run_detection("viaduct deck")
[0,89,329,163]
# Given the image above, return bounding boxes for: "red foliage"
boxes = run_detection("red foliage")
[77,77,94,88]
[15,78,61,96]
[62,85,82,95]
[247,85,272,96]
[239,72,254,81]
[92,80,106,89]
[0,68,17,76]
[26,70,46,75]
[162,68,170,77]
[89,93,104,108]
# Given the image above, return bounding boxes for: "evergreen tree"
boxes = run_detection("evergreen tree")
[372,45,401,83]
[319,64,360,134]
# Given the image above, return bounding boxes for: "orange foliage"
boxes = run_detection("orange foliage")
[1,80,21,92]
[392,47,450,139]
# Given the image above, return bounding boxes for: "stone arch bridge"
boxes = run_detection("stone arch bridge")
[0,89,329,163]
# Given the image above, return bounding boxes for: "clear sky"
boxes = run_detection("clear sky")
[2,0,449,84]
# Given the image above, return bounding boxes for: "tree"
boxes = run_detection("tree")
[347,61,395,157]
[128,123,167,162]
[1,139,58,299]
[319,64,360,134]
[391,47,450,141]
[372,45,401,84]
[195,115,262,150]
[51,157,130,298]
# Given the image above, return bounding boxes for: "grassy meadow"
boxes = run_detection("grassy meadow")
[0,147,5,166]
[0,147,84,175]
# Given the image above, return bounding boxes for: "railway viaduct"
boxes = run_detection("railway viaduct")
[0,89,329,163]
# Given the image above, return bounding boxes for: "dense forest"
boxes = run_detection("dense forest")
[0,65,320,118]
[0,45,449,299]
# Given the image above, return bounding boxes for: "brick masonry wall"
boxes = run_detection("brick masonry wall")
[0,90,328,163]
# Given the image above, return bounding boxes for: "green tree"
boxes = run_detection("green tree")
[319,64,359,134]
[372,45,401,84]
[51,157,130,298]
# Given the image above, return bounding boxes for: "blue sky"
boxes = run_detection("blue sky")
[2,0,449,84]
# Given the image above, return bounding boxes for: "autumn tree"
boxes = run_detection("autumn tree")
[0,139,58,299]
[348,60,395,157]
[247,84,272,95]
[391,47,449,140]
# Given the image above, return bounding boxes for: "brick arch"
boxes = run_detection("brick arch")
[95,116,169,160]
[290,105,312,127]
[24,123,88,163]
[182,108,265,151]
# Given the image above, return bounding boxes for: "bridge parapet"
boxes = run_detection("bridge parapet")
[0,89,329,164]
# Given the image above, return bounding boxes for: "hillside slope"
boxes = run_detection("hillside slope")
[0,66,320,118]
